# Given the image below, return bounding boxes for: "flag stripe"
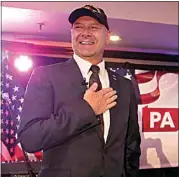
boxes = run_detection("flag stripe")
[1,141,12,162]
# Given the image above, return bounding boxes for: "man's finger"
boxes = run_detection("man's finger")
[99,87,113,95]
[104,90,117,99]
[107,101,117,109]
[106,95,118,104]
[89,83,98,92]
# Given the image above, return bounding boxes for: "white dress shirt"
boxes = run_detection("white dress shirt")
[73,53,110,142]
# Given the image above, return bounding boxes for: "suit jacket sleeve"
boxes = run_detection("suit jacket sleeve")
[18,67,98,153]
[125,82,141,177]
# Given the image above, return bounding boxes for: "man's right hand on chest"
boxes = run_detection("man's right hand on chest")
[83,83,118,115]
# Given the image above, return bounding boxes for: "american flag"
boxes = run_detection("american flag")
[1,51,43,163]
[1,51,25,161]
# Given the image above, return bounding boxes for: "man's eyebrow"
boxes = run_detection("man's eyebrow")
[73,21,101,27]
[91,23,101,26]
[73,22,83,25]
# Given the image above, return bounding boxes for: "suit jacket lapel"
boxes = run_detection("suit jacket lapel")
[105,69,121,146]
[65,58,88,94]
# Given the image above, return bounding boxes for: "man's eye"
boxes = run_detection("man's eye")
[92,26,99,30]
[75,26,83,29]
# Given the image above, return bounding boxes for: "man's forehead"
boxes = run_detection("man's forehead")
[73,16,102,25]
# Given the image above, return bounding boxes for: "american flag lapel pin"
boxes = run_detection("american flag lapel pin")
[112,74,117,80]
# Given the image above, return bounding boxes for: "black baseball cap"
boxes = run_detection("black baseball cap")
[69,5,109,30]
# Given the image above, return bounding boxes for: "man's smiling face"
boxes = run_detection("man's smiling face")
[71,16,110,64]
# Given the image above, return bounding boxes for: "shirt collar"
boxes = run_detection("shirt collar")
[73,53,106,77]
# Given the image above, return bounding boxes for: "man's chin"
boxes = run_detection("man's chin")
[78,52,95,58]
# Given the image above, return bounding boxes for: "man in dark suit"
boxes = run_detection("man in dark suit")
[18,5,141,177]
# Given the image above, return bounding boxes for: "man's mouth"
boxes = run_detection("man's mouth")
[79,41,95,45]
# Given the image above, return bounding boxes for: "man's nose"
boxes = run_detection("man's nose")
[81,27,92,37]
